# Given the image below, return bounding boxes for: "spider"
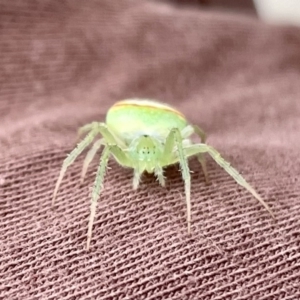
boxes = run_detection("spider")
[52,98,275,250]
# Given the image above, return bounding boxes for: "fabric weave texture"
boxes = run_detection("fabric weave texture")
[0,1,300,299]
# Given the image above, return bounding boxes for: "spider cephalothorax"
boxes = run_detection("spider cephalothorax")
[52,98,275,250]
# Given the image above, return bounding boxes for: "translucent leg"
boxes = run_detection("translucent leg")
[81,139,104,184]
[87,146,110,251]
[180,144,275,218]
[155,166,165,187]
[78,122,123,146]
[192,125,209,184]
[192,124,207,143]
[86,144,132,250]
[133,169,141,190]
[196,152,209,184]
[52,128,99,206]
[163,128,192,234]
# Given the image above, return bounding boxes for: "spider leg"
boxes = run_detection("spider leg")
[81,138,104,184]
[78,122,125,147]
[87,144,131,250]
[77,122,98,140]
[80,122,128,184]
[155,166,165,187]
[87,146,110,251]
[163,128,192,234]
[197,153,209,184]
[133,168,142,190]
[52,128,99,206]
[192,125,209,184]
[192,125,207,143]
[53,122,122,206]
[179,144,275,219]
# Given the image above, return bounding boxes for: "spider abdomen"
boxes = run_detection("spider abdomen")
[106,99,188,143]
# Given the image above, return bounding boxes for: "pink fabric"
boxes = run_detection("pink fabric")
[1,1,300,299]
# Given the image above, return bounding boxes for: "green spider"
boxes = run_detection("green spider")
[52,98,275,250]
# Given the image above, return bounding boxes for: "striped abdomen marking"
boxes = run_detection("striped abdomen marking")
[106,99,188,142]
[111,99,186,120]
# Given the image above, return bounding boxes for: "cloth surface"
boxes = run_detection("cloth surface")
[1,1,300,299]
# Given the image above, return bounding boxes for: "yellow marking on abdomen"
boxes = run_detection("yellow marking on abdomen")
[112,99,186,120]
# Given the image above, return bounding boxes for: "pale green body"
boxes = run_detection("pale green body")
[53,98,275,250]
[106,101,188,144]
